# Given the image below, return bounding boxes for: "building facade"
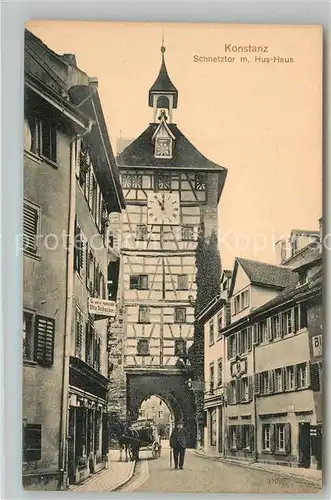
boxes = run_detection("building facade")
[23,30,125,490]
[200,232,322,469]
[110,44,227,446]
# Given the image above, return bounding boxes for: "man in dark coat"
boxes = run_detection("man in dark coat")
[169,420,187,470]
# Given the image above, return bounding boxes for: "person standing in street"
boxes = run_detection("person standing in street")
[169,420,187,470]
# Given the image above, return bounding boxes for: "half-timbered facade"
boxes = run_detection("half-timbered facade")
[114,45,227,444]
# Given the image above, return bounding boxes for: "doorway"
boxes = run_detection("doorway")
[298,422,311,468]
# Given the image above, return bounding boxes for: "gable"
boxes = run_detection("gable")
[231,262,250,296]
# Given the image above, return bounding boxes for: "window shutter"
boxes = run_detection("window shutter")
[23,203,39,253]
[236,332,241,355]
[254,373,261,395]
[270,424,276,453]
[227,337,231,360]
[249,424,255,451]
[268,317,273,342]
[248,326,252,351]
[310,363,321,391]
[281,367,287,391]
[80,235,85,275]
[236,425,243,450]
[279,313,285,338]
[284,423,292,453]
[35,316,55,366]
[294,364,298,390]
[236,379,241,404]
[248,376,253,401]
[268,370,275,394]
[74,219,79,271]
[253,324,259,346]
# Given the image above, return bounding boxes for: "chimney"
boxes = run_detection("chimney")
[275,239,287,264]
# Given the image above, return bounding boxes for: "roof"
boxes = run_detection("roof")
[117,123,225,172]
[223,270,233,278]
[231,257,296,294]
[149,47,178,107]
[290,229,319,238]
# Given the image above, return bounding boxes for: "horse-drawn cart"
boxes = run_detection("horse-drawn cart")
[120,420,162,461]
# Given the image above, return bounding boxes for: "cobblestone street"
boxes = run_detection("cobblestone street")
[119,444,322,494]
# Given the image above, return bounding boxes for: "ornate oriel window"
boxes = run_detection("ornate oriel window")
[155,137,172,158]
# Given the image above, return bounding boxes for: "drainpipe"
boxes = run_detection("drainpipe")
[59,119,93,489]
[252,341,258,462]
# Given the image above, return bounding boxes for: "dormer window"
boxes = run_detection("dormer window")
[155,137,172,158]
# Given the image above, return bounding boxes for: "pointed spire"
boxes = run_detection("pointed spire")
[148,43,178,108]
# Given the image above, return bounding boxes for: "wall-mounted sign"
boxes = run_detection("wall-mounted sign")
[88,297,116,317]
[311,334,322,357]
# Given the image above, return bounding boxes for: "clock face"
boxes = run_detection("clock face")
[147,192,180,225]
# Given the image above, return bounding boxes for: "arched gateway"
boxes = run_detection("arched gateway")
[108,44,227,449]
[127,371,196,447]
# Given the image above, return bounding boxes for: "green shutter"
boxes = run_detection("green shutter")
[35,316,55,366]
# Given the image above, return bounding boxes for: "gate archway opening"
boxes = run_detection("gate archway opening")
[127,373,197,448]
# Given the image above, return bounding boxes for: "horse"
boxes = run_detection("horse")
[118,425,140,462]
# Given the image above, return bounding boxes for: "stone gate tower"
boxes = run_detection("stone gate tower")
[108,45,227,446]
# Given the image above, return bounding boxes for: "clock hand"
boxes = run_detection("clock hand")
[157,198,165,211]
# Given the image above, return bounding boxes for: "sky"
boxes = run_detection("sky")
[26,21,322,270]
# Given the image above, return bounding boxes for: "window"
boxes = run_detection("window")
[297,363,307,389]
[217,359,223,386]
[210,409,217,446]
[283,310,293,336]
[286,365,295,391]
[209,320,215,345]
[217,310,224,334]
[137,339,149,356]
[241,378,249,401]
[136,225,148,241]
[271,315,281,339]
[241,328,249,353]
[209,364,214,393]
[276,424,285,451]
[228,334,236,359]
[175,339,187,357]
[156,173,172,190]
[75,309,84,359]
[261,372,269,395]
[130,274,148,290]
[262,425,271,451]
[177,274,188,290]
[259,320,268,343]
[138,306,150,324]
[274,368,283,393]
[87,250,95,293]
[242,290,249,309]
[242,425,251,449]
[23,311,34,361]
[233,289,249,315]
[227,380,237,404]
[85,319,94,366]
[41,118,57,162]
[195,174,207,191]
[23,202,39,255]
[23,424,42,462]
[175,307,186,323]
[229,426,237,449]
[181,225,195,241]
